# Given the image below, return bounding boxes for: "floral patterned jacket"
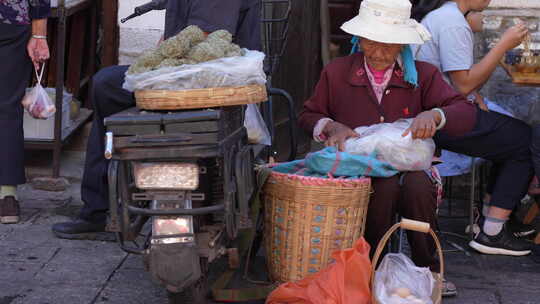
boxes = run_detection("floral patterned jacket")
[0,0,51,25]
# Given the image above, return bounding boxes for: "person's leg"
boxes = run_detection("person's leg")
[397,172,439,270]
[398,171,458,297]
[0,24,32,224]
[435,110,533,255]
[531,124,540,181]
[483,163,499,206]
[52,65,134,238]
[365,176,400,258]
[79,65,134,223]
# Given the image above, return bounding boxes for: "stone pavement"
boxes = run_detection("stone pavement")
[437,216,540,304]
[1,152,540,304]
[0,182,168,304]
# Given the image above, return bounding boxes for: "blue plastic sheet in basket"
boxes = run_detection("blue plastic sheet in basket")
[271,147,398,178]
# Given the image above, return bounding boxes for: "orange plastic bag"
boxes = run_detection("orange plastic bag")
[266,238,372,304]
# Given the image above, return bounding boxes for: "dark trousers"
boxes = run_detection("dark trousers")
[80,65,133,222]
[365,171,439,271]
[435,110,533,211]
[0,23,31,185]
[531,125,540,181]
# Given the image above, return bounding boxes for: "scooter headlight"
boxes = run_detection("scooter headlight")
[150,201,195,245]
[152,216,194,244]
[154,216,193,236]
[133,162,199,190]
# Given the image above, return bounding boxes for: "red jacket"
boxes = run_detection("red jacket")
[299,53,477,137]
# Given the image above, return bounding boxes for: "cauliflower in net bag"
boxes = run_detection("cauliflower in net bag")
[207,30,233,43]
[158,25,206,58]
[127,50,165,75]
[344,119,435,171]
[127,26,245,76]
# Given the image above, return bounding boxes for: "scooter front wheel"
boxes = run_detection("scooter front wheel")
[167,257,209,304]
[167,279,208,304]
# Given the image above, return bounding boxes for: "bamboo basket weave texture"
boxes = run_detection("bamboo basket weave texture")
[263,170,371,282]
[135,84,267,110]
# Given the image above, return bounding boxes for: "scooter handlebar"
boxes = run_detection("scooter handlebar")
[121,0,168,23]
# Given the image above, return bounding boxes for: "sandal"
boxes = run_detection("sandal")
[432,272,458,297]
[442,278,458,297]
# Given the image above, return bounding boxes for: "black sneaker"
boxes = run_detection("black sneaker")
[52,218,114,241]
[469,225,533,256]
[507,219,537,238]
[475,215,536,238]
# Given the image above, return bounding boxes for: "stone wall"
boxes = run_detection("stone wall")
[118,0,165,65]
[477,0,540,122]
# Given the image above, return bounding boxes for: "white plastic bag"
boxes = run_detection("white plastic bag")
[244,103,271,146]
[374,253,435,304]
[21,63,56,119]
[344,119,435,171]
[123,50,267,92]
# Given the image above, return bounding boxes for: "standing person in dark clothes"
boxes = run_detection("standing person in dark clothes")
[0,0,50,224]
[52,0,262,239]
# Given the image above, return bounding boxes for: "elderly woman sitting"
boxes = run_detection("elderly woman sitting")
[299,0,477,296]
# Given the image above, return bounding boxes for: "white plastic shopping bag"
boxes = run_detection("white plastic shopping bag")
[21,63,56,119]
[244,103,271,146]
[374,253,435,304]
[344,119,435,171]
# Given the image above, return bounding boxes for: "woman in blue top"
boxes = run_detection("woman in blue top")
[413,0,535,257]
[0,0,50,224]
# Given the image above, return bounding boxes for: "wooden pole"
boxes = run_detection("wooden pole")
[272,0,322,159]
[101,0,119,67]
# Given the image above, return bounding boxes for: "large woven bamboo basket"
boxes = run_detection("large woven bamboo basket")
[371,219,444,304]
[135,84,267,110]
[263,169,371,282]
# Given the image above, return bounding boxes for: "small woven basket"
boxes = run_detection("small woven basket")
[371,219,444,304]
[262,169,371,282]
[135,84,267,110]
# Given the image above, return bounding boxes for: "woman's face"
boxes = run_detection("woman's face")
[466,11,484,33]
[360,39,403,71]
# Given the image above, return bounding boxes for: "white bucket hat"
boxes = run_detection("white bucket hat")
[341,0,432,45]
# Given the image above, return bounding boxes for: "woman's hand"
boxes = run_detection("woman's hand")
[323,121,359,151]
[402,110,442,139]
[27,37,50,70]
[499,22,529,51]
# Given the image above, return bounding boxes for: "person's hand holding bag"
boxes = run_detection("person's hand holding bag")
[402,110,442,140]
[27,36,50,70]
[27,19,50,70]
[324,121,359,151]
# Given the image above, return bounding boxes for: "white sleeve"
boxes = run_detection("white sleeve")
[313,118,333,142]
[432,108,447,130]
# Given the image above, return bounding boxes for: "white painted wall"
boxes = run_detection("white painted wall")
[489,0,540,8]
[118,0,166,65]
